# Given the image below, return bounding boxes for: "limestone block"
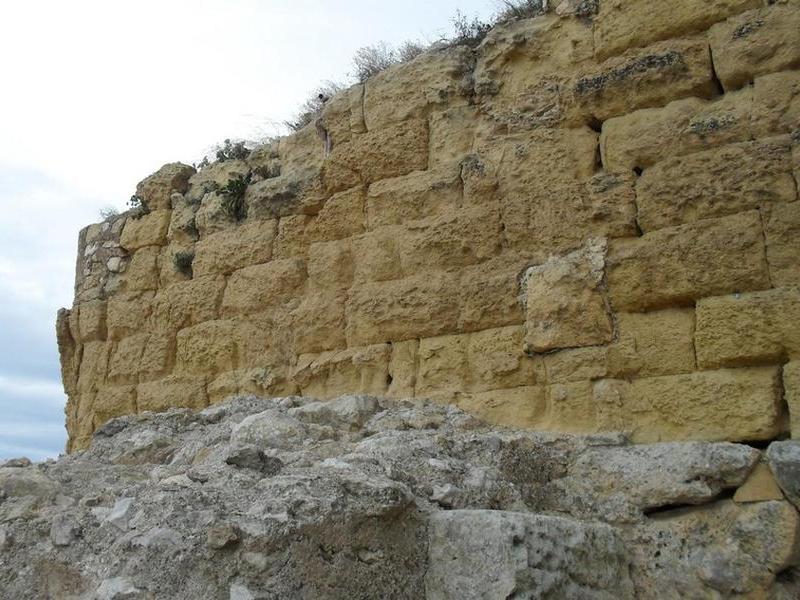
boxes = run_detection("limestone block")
[752,70,800,137]
[593,0,761,60]
[363,46,472,130]
[106,291,154,341]
[107,334,148,384]
[278,120,326,180]
[607,211,770,311]
[387,339,418,399]
[76,341,111,394]
[135,163,195,211]
[365,163,461,229]
[291,291,347,354]
[193,220,276,276]
[573,37,716,122]
[195,193,236,237]
[306,186,364,242]
[637,136,796,231]
[167,194,199,245]
[607,309,697,378]
[709,5,800,91]
[150,276,225,332]
[322,119,429,194]
[523,239,614,353]
[221,259,306,316]
[208,367,297,405]
[469,327,545,392]
[458,256,528,333]
[272,214,311,259]
[428,107,479,166]
[544,381,597,433]
[245,172,327,221]
[185,160,249,204]
[786,362,800,439]
[345,272,460,347]
[137,376,208,413]
[318,83,364,145]
[767,441,800,509]
[234,311,294,370]
[352,227,402,283]
[763,202,800,287]
[307,240,352,291]
[92,386,136,427]
[416,334,468,397]
[120,247,160,292]
[292,345,391,399]
[458,387,547,430]
[120,210,171,251]
[77,300,107,342]
[176,321,238,376]
[544,346,609,384]
[399,206,502,275]
[695,288,800,369]
[594,367,785,443]
[733,463,785,503]
[426,510,634,599]
[600,91,753,171]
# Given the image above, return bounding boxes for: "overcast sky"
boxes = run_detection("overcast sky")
[0,0,498,460]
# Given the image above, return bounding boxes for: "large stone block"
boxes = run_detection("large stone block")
[292,345,391,399]
[150,276,225,332]
[92,385,136,427]
[695,288,800,369]
[458,256,528,333]
[76,341,111,394]
[594,367,786,442]
[363,46,472,130]
[593,0,761,60]
[416,334,469,397]
[543,381,598,433]
[318,83,364,146]
[523,239,614,353]
[709,5,800,91]
[185,160,250,204]
[135,162,195,211]
[120,210,171,251]
[77,300,107,342]
[607,211,770,311]
[176,320,238,376]
[193,220,276,276]
[763,202,800,287]
[351,226,402,283]
[107,334,148,384]
[573,37,716,121]
[306,239,353,291]
[106,291,153,341]
[136,376,208,413]
[387,339,418,399]
[426,510,634,599]
[291,291,347,354]
[208,366,297,405]
[305,186,365,242]
[221,259,306,316]
[245,172,327,221]
[457,386,547,430]
[365,163,461,229]
[428,106,480,166]
[322,119,429,194]
[119,247,160,292]
[637,136,796,231]
[751,70,800,137]
[600,91,753,171]
[345,272,460,346]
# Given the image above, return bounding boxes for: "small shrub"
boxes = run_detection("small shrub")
[286,81,344,132]
[353,43,397,83]
[450,10,492,48]
[127,194,150,218]
[495,0,548,22]
[216,139,251,162]
[173,251,195,277]
[397,40,427,63]
[219,173,251,221]
[99,206,120,221]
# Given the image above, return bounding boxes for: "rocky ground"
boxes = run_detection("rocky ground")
[2,395,800,599]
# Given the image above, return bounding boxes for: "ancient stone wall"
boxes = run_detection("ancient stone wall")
[57,0,800,451]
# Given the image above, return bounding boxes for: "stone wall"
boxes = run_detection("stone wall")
[57,0,800,451]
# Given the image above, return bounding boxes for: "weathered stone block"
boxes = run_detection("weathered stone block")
[416,334,468,397]
[763,202,800,287]
[245,173,326,221]
[291,291,347,354]
[600,92,752,171]
[176,321,238,376]
[573,37,716,121]
[77,300,107,342]
[607,211,770,311]
[785,362,800,439]
[544,346,609,384]
[523,239,614,353]
[92,385,136,427]
[594,367,786,442]
[637,136,796,231]
[272,214,311,259]
[318,83,364,146]
[346,272,460,346]
[150,276,224,332]
[544,381,598,433]
[458,387,547,430]
[76,341,111,394]
[292,345,390,399]
[305,186,364,242]
[208,367,297,405]
[322,119,429,194]
[106,291,153,341]
[306,239,353,292]
[387,339,418,399]
[107,334,148,384]
[120,210,171,251]
[752,70,800,137]
[193,220,276,276]
[593,0,760,60]
[120,247,160,292]
[185,160,250,204]
[709,5,800,91]
[221,259,306,316]
[695,288,800,369]
[365,163,461,229]
[429,107,479,166]
[458,256,528,333]
[135,162,195,211]
[733,463,785,503]
[351,226,402,283]
[137,376,208,413]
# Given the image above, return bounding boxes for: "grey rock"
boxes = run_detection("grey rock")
[105,497,135,531]
[231,409,306,449]
[224,447,283,475]
[0,524,9,549]
[289,394,381,430]
[229,584,255,600]
[50,513,80,546]
[767,441,800,510]
[96,577,141,599]
[207,523,240,549]
[426,510,635,599]
[1,457,32,468]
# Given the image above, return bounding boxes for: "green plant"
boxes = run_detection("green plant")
[99,206,120,221]
[353,43,397,83]
[127,194,150,218]
[286,81,344,132]
[219,173,251,221]
[173,250,195,277]
[496,0,547,22]
[450,10,492,47]
[216,139,251,162]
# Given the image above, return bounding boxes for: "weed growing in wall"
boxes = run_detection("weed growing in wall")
[173,250,195,277]
[220,173,252,221]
